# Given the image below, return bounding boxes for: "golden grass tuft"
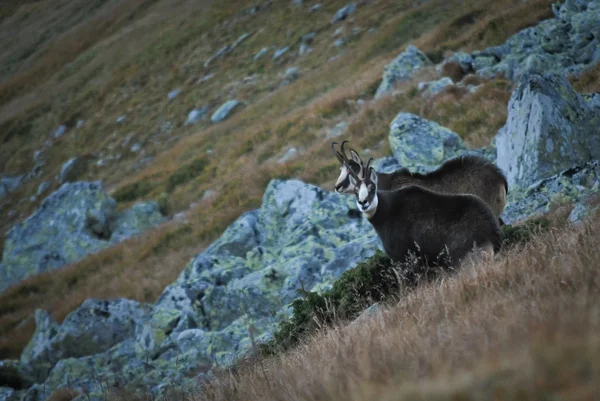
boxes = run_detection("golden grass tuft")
[198,214,600,401]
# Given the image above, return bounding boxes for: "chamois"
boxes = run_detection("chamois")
[331,141,508,224]
[345,158,502,266]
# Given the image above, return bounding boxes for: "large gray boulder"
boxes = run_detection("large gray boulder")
[388,112,465,169]
[496,73,600,188]
[0,182,165,293]
[0,176,23,201]
[375,45,432,99]
[471,0,600,80]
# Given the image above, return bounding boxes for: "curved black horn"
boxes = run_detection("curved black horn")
[340,140,349,157]
[365,157,374,171]
[331,141,349,164]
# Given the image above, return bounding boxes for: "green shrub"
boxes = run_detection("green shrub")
[260,250,440,357]
[501,217,550,248]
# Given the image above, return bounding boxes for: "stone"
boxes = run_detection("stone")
[76,120,85,129]
[116,116,126,124]
[389,112,465,168]
[0,387,16,401]
[334,38,345,48]
[52,125,67,139]
[374,45,432,98]
[0,176,23,200]
[231,32,252,49]
[299,43,311,56]
[0,360,35,390]
[331,3,357,23]
[280,67,300,87]
[417,77,453,97]
[254,47,269,60]
[446,51,473,72]
[109,201,166,243]
[36,182,50,197]
[310,4,321,12]
[167,89,181,100]
[278,147,298,163]
[130,143,141,153]
[301,32,316,44]
[211,100,241,124]
[204,45,231,67]
[496,73,600,189]
[372,156,402,174]
[568,203,587,224]
[272,47,289,61]
[184,107,208,126]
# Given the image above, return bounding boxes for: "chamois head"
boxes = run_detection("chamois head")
[346,156,379,218]
[331,141,364,193]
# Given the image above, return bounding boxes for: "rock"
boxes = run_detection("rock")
[184,107,208,125]
[168,89,181,100]
[0,387,16,401]
[197,73,215,84]
[280,67,300,87]
[211,100,241,123]
[389,112,465,168]
[310,4,321,12]
[372,156,402,174]
[254,47,269,60]
[299,43,311,56]
[204,45,231,67]
[417,77,453,97]
[0,360,35,390]
[272,47,289,61]
[502,160,600,225]
[345,302,381,332]
[76,120,85,129]
[59,157,88,184]
[36,182,50,197]
[331,3,356,23]
[116,115,126,124]
[568,203,588,224]
[334,38,345,48]
[278,147,298,163]
[52,125,67,139]
[326,121,348,138]
[231,32,252,49]
[0,182,164,293]
[446,51,473,73]
[374,45,432,98]
[130,143,141,153]
[0,176,23,200]
[157,178,379,365]
[110,201,166,242]
[21,310,59,373]
[471,1,600,80]
[496,73,600,188]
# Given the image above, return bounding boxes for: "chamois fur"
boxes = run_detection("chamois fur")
[332,141,508,223]
[346,162,502,267]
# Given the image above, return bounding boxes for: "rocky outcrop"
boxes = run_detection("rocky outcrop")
[0,182,165,293]
[0,176,23,201]
[470,0,600,80]
[375,45,432,99]
[496,73,600,188]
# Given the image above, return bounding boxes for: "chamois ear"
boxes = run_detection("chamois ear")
[349,149,362,165]
[348,174,357,187]
[369,167,378,187]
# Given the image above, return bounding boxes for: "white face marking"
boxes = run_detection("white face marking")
[356,192,378,219]
[358,182,369,203]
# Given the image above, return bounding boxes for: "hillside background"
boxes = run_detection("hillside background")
[1,0,600,400]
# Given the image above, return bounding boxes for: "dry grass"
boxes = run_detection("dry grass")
[0,0,582,360]
[199,214,600,401]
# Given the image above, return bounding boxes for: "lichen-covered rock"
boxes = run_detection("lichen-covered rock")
[0,387,16,401]
[184,107,208,126]
[110,202,165,242]
[417,77,453,97]
[502,160,600,224]
[375,45,432,99]
[210,100,241,123]
[156,178,379,367]
[496,73,600,188]
[0,182,165,293]
[388,112,465,168]
[471,0,600,80]
[20,310,59,379]
[0,176,23,201]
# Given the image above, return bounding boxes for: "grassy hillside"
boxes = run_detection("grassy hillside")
[1,0,597,366]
